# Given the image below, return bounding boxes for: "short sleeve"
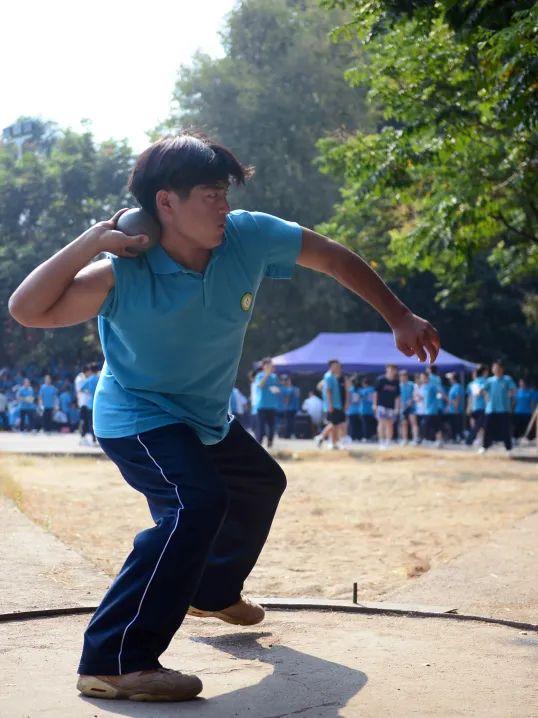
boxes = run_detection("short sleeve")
[249,211,303,279]
[97,255,119,319]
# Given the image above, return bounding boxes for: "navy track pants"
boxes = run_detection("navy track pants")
[78,419,286,676]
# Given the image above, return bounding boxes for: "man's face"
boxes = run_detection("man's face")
[160,181,230,249]
[492,363,503,377]
[386,367,397,380]
[399,372,408,383]
[331,362,342,376]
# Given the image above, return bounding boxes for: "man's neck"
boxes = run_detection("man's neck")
[161,230,212,274]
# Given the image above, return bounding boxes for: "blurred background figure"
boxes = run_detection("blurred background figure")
[399,369,419,445]
[479,360,516,454]
[302,390,323,436]
[513,378,536,443]
[315,359,347,449]
[465,364,489,447]
[359,376,377,442]
[253,358,280,448]
[373,364,400,450]
[446,372,465,443]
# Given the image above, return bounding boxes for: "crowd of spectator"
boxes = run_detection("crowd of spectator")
[0,360,100,446]
[231,358,537,454]
[1,356,535,455]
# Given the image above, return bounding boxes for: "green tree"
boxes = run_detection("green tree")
[0,119,135,369]
[318,1,537,308]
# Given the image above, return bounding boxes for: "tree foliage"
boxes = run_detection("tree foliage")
[317,0,537,311]
[0,119,135,368]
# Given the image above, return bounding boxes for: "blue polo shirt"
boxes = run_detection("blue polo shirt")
[399,381,416,412]
[39,384,58,409]
[448,382,464,414]
[515,388,534,414]
[359,386,375,415]
[466,377,487,412]
[322,371,343,412]
[59,390,73,415]
[18,386,36,410]
[254,372,281,411]
[484,375,516,414]
[346,387,360,416]
[94,210,302,442]
[424,381,439,415]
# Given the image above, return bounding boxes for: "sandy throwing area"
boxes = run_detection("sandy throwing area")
[1,448,536,601]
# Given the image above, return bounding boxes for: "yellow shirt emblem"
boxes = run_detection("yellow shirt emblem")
[240,292,253,311]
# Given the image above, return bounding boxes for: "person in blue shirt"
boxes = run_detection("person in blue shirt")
[38,374,59,434]
[423,374,444,447]
[346,374,363,441]
[465,364,489,446]
[513,378,536,442]
[479,360,517,453]
[67,401,81,433]
[446,372,465,443]
[17,378,36,432]
[59,385,74,417]
[414,372,428,443]
[315,359,348,449]
[398,369,419,445]
[9,133,440,701]
[359,377,377,441]
[253,358,280,448]
[279,375,299,439]
[80,363,100,445]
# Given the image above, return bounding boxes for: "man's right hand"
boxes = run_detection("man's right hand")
[83,208,150,258]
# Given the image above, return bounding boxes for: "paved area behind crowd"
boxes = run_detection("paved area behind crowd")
[0,491,537,716]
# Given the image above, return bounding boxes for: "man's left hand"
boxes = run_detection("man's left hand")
[392,312,441,364]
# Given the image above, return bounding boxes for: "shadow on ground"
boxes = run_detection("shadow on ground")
[80,630,367,717]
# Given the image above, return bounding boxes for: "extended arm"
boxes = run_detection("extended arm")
[297,228,440,363]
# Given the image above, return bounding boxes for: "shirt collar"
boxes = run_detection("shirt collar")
[146,230,228,276]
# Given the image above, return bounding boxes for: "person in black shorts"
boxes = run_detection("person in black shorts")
[373,364,401,449]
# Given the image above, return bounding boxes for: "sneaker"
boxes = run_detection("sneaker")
[314,434,324,448]
[187,596,265,626]
[477,446,486,454]
[77,667,203,702]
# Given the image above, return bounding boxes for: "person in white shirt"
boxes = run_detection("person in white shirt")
[302,390,323,433]
[74,364,92,443]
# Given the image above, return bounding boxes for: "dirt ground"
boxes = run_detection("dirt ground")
[1,449,537,602]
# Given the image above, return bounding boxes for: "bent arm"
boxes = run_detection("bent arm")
[297,228,440,363]
[9,259,114,328]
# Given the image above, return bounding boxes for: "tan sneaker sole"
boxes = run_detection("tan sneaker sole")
[187,605,264,626]
[77,674,202,702]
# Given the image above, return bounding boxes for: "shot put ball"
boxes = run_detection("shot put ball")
[116,208,161,254]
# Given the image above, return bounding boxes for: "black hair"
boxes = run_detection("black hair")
[261,357,272,367]
[328,359,339,368]
[128,133,254,219]
[492,358,504,368]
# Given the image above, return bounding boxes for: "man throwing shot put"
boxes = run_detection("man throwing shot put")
[8,134,440,703]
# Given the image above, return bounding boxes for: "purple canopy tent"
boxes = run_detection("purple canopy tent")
[271,332,476,374]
